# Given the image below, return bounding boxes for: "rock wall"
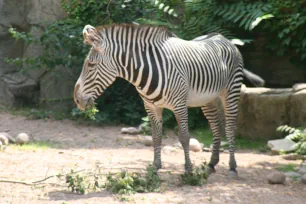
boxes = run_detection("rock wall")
[0,0,69,107]
[237,84,306,139]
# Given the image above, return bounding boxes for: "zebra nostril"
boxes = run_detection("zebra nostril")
[76,98,80,104]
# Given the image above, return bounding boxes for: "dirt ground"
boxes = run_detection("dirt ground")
[0,112,306,204]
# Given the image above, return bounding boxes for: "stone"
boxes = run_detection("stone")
[290,88,306,126]
[284,171,301,179]
[142,136,153,146]
[203,147,211,152]
[162,146,178,154]
[267,172,286,184]
[267,139,297,153]
[237,86,292,139]
[301,174,306,184]
[282,153,305,160]
[189,138,202,152]
[173,142,182,149]
[121,127,140,135]
[39,66,78,110]
[0,132,9,145]
[16,133,30,145]
[0,0,67,107]
[298,163,306,175]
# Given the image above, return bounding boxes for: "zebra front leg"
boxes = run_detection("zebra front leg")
[202,100,223,175]
[173,106,192,173]
[143,102,164,170]
[222,90,240,178]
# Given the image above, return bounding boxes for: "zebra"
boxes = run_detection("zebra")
[74,24,264,177]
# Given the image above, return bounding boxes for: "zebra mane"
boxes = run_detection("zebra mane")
[95,23,177,38]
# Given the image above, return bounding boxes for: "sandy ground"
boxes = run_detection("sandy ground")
[0,112,306,204]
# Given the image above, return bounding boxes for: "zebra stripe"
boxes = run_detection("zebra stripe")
[75,24,246,175]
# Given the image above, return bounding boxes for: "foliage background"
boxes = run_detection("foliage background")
[6,0,306,128]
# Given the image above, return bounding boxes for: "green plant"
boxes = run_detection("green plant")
[140,116,151,135]
[104,165,160,194]
[181,162,209,186]
[265,0,306,64]
[275,164,298,172]
[71,105,99,121]
[66,171,87,194]
[277,125,306,155]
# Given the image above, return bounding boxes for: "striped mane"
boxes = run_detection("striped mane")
[95,23,177,38]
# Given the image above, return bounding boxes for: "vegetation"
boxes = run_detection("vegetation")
[104,165,161,194]
[277,125,306,155]
[193,127,267,150]
[180,163,209,186]
[275,163,298,172]
[11,141,56,150]
[5,0,306,127]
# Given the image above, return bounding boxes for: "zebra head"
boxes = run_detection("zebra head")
[74,25,117,110]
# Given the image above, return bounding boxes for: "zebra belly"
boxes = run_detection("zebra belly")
[186,90,220,107]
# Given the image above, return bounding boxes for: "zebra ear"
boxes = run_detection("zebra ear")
[83,25,102,51]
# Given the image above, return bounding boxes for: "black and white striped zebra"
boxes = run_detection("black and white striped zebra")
[74,24,264,177]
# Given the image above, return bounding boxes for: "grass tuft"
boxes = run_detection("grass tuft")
[11,141,56,150]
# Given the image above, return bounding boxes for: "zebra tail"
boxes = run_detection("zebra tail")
[243,69,265,87]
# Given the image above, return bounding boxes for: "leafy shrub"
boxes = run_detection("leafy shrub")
[277,125,306,155]
[265,0,306,64]
[104,165,160,194]
[180,162,209,186]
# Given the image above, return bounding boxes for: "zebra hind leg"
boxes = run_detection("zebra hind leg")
[143,102,164,171]
[201,99,224,175]
[173,106,192,173]
[222,88,241,178]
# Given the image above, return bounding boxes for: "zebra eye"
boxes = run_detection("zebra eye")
[87,61,96,67]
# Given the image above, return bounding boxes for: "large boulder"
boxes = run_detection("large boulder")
[0,0,66,107]
[237,84,306,139]
[267,139,297,153]
[289,84,306,127]
[39,66,78,110]
[237,85,291,139]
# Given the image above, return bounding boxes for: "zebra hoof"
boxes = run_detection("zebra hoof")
[228,169,238,179]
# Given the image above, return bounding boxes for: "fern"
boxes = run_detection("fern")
[214,1,273,31]
[277,125,306,155]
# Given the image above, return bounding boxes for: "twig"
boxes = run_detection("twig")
[0,169,85,186]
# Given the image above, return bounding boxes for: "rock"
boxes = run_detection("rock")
[290,88,306,126]
[298,163,306,175]
[0,132,9,145]
[0,0,66,107]
[16,133,30,145]
[284,171,301,178]
[236,84,306,140]
[189,138,202,152]
[200,143,204,149]
[40,66,78,110]
[267,139,297,153]
[267,172,286,184]
[301,174,306,184]
[143,136,153,146]
[203,147,211,152]
[173,142,182,149]
[121,127,141,135]
[282,153,305,160]
[162,146,178,154]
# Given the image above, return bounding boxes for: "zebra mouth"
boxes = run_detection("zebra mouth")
[77,96,95,111]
